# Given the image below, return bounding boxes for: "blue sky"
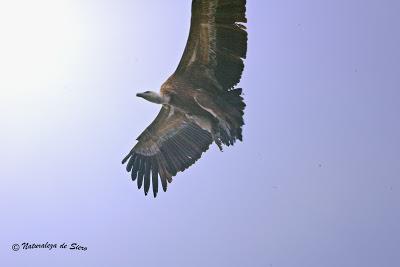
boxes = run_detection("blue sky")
[1,1,399,266]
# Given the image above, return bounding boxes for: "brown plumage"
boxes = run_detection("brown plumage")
[122,0,247,197]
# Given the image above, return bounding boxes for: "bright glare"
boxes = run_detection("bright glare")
[0,0,84,159]
[0,0,82,98]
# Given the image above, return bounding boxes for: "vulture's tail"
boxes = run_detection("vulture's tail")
[214,88,245,149]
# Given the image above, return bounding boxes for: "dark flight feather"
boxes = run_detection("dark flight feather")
[151,157,159,197]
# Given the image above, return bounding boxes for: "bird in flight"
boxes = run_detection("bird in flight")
[122,0,247,197]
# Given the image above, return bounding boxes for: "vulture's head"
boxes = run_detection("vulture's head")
[136,91,165,104]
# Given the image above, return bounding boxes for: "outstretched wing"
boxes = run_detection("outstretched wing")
[122,106,212,197]
[175,0,247,91]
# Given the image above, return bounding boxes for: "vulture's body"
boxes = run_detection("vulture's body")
[122,0,247,197]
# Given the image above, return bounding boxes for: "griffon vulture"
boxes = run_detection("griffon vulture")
[122,0,247,197]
